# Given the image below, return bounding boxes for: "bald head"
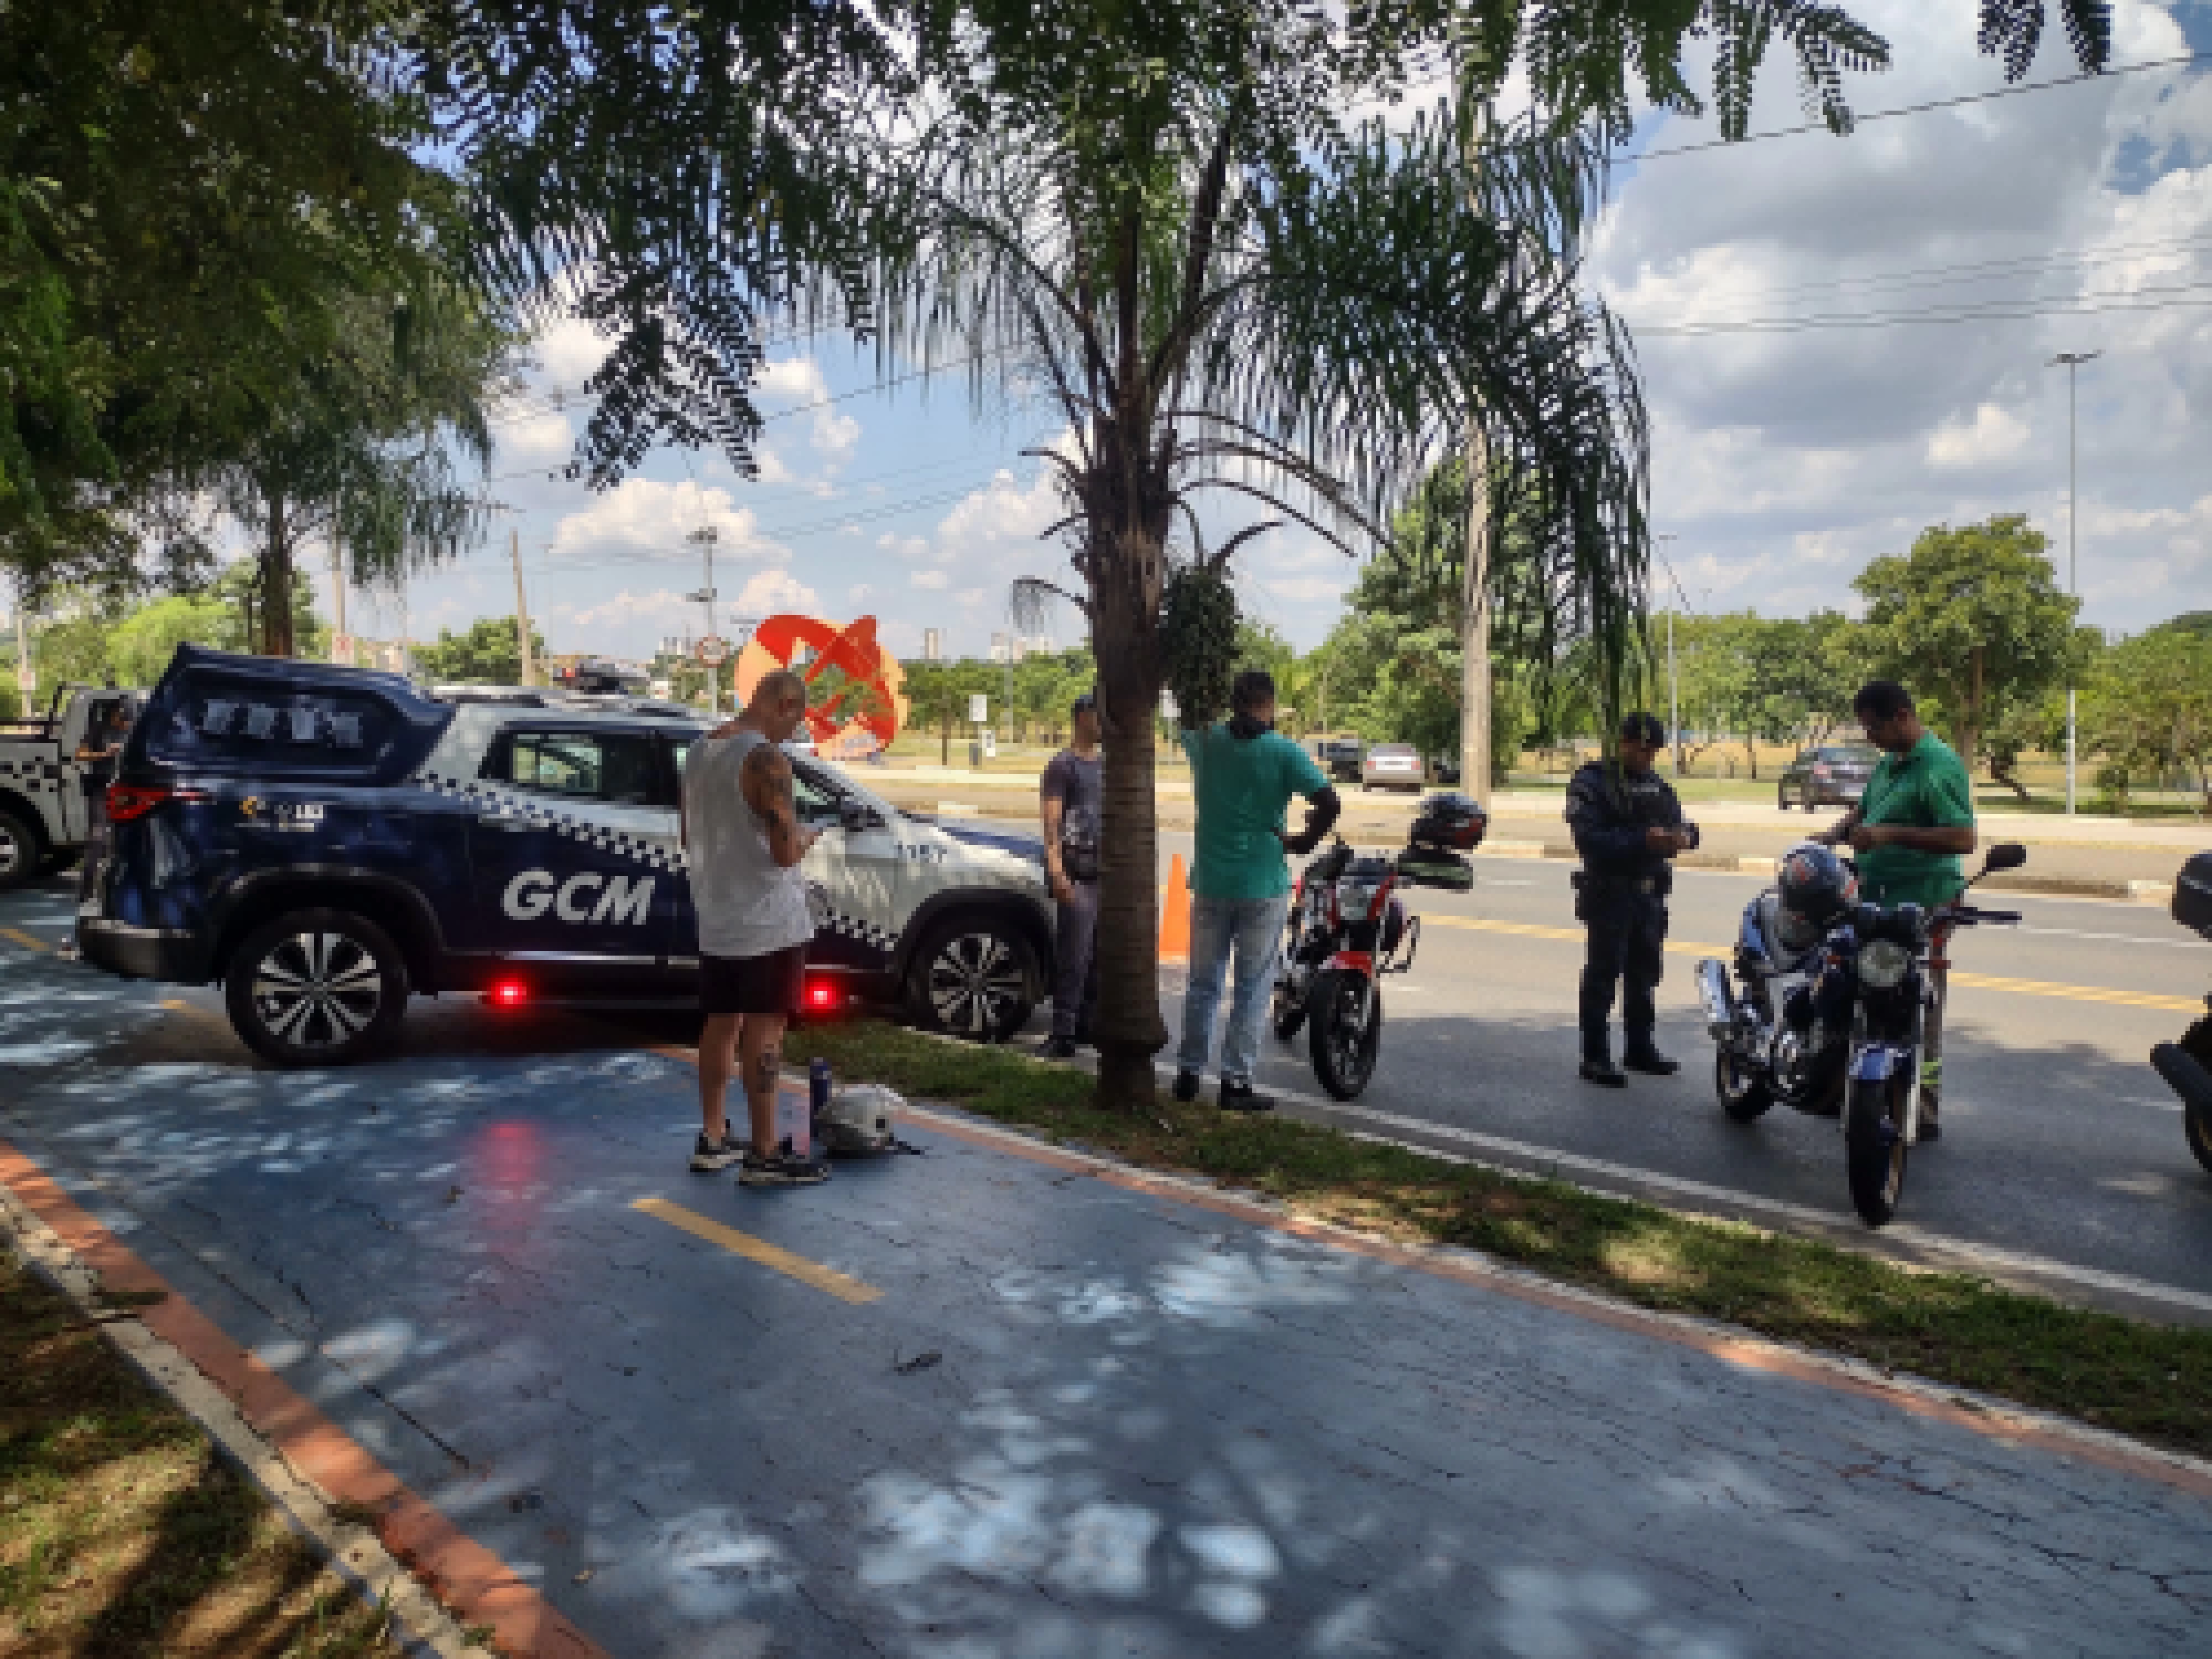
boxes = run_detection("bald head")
[744,670,810,743]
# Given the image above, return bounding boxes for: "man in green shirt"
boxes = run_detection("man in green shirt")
[1172,670,1340,1110]
[1818,679,1978,1138]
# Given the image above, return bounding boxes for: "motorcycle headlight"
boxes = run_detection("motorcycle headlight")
[1336,879,1381,919]
[1858,938,1912,990]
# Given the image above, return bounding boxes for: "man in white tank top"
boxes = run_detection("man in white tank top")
[682,669,829,1186]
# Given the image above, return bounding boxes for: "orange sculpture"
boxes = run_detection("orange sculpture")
[732,614,909,761]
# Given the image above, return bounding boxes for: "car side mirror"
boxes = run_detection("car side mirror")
[838,797,882,833]
[1981,842,2027,875]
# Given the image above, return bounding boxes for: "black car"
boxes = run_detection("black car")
[1314,737,1365,784]
[1776,743,1880,810]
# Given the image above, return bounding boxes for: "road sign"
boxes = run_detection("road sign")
[968,693,988,724]
[695,635,731,666]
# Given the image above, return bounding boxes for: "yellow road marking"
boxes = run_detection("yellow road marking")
[1418,913,2202,1014]
[630,1196,882,1304]
[0,925,51,952]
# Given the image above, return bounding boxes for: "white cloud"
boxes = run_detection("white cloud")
[911,569,951,589]
[758,356,862,469]
[496,408,576,469]
[531,312,611,387]
[732,568,821,614]
[1927,403,2033,470]
[549,479,784,567]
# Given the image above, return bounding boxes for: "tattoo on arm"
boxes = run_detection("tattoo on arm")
[743,747,807,867]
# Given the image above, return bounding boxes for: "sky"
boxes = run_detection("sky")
[341,0,2212,665]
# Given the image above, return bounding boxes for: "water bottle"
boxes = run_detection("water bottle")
[802,1057,831,1157]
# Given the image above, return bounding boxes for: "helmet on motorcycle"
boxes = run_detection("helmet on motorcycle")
[1408,791,1488,852]
[1776,842,1858,933]
[812,1083,902,1156]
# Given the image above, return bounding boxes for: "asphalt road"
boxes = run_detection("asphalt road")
[6,837,2209,1317]
[1135,828,2212,1315]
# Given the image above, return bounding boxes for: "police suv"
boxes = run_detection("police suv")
[79,646,1056,1067]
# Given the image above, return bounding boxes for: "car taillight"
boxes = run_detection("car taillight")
[487,979,529,1008]
[806,980,838,1011]
[1812,765,1831,779]
[107,783,174,822]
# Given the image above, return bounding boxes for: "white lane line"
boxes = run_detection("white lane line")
[2016,926,2208,950]
[1198,1065,2212,1318]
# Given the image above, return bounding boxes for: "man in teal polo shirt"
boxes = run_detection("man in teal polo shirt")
[1818,679,1977,1138]
[1172,670,1340,1110]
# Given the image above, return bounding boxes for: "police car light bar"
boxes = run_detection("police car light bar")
[488,979,529,1008]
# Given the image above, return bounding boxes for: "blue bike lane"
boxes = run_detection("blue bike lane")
[1,889,2208,1658]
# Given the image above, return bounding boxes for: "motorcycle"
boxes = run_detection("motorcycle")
[1697,841,2027,1227]
[1270,794,1485,1100]
[2150,852,2212,1175]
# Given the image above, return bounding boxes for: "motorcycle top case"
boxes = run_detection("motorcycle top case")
[123,645,453,787]
[2177,851,2212,943]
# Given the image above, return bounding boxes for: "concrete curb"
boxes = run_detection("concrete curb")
[0,1178,487,1659]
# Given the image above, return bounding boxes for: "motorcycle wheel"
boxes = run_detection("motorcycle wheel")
[1844,1069,1910,1227]
[1271,978,1307,1041]
[1714,1046,1773,1122]
[1308,969,1381,1100]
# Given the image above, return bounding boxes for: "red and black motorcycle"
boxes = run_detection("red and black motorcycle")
[1271,793,1486,1099]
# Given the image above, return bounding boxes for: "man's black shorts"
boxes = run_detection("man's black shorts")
[700,945,808,1016]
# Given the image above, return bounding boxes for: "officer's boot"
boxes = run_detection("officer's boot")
[1579,1032,1626,1088]
[1622,1029,1680,1077]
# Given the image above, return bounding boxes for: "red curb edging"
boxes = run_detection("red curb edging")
[0,1137,611,1659]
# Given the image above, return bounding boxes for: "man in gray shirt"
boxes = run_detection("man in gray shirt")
[682,669,827,1186]
[1038,692,1103,1060]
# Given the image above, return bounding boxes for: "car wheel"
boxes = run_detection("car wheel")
[223,909,408,1067]
[0,804,44,893]
[907,914,1038,1041]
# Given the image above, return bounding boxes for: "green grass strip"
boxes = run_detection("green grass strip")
[799,1019,2212,1460]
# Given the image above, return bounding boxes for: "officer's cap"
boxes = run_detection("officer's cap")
[1619,712,1665,747]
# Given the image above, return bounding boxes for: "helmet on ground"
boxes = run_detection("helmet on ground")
[1776,842,1858,933]
[1408,791,1488,852]
[813,1083,901,1155]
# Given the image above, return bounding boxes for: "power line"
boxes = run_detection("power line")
[1630,274,2212,337]
[1621,50,2204,165]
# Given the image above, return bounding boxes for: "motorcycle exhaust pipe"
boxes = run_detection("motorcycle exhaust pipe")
[1694,958,1737,1040]
[2152,1042,2212,1116]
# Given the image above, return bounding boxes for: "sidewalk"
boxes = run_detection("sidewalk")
[3,973,2209,1655]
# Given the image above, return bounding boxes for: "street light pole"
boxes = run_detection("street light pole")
[1653,535,1688,777]
[2048,351,2099,816]
[687,524,720,715]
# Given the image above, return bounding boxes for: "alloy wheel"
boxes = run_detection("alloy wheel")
[925,931,1026,1035]
[251,931,384,1051]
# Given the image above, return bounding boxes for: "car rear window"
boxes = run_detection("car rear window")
[146,674,404,776]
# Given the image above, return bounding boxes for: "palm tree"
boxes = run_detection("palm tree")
[809,3,1648,1104]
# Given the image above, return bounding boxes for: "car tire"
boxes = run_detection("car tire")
[906,913,1038,1041]
[1776,785,1790,811]
[223,909,408,1067]
[0,804,44,893]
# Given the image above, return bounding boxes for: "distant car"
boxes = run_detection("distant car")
[1361,743,1426,792]
[1314,737,1365,784]
[1777,742,1881,810]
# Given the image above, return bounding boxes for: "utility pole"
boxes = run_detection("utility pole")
[1452,80,1494,807]
[509,528,537,687]
[686,524,720,715]
[1654,535,1685,776]
[2048,351,2099,816]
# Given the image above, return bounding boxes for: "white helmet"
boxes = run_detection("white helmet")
[813,1083,902,1155]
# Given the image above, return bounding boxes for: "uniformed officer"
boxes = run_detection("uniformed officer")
[1564,712,1698,1087]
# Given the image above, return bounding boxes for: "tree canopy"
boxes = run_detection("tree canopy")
[1854,515,2081,770]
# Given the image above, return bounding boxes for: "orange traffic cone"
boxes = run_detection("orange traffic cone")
[1159,853,1191,963]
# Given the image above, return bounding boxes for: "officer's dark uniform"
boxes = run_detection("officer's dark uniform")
[1564,719,1687,1078]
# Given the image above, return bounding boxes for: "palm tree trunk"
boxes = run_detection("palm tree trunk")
[260,489,296,658]
[1089,526,1170,1109]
